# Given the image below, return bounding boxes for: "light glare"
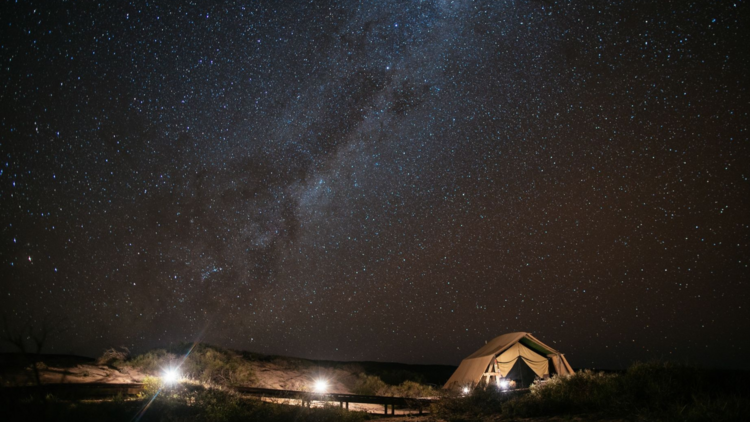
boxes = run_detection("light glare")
[313,379,328,393]
[163,368,180,384]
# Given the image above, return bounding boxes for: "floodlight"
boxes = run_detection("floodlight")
[163,368,180,385]
[313,379,328,393]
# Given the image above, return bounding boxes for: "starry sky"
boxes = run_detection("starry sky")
[1,0,748,370]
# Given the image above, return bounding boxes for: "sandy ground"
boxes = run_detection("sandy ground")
[249,360,357,393]
[0,355,148,386]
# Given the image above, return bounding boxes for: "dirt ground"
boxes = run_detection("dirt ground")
[250,360,357,393]
[0,354,147,386]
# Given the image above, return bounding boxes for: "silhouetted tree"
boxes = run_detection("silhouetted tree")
[1,314,68,386]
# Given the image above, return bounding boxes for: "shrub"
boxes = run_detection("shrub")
[352,374,387,396]
[142,375,163,397]
[96,347,130,367]
[387,380,438,398]
[120,343,255,387]
[431,387,519,421]
[127,349,177,374]
[180,344,256,386]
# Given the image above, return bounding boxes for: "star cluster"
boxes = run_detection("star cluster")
[1,1,748,368]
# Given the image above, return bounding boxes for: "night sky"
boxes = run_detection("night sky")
[1,1,748,370]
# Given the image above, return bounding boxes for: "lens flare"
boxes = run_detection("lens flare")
[163,368,180,385]
[313,379,328,393]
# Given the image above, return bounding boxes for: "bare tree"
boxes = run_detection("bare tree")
[1,314,69,386]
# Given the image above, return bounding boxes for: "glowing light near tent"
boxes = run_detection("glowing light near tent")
[462,386,470,395]
[313,379,328,393]
[498,379,510,390]
[163,368,180,385]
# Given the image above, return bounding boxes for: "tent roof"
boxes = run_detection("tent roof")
[443,332,568,389]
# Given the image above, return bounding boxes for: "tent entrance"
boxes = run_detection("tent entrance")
[504,358,539,388]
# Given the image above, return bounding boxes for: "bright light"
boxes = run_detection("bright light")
[498,379,510,390]
[462,386,470,395]
[163,368,180,385]
[313,379,328,393]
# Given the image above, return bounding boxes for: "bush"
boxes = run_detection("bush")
[120,344,256,387]
[352,374,387,396]
[386,380,438,398]
[506,362,750,421]
[180,344,256,386]
[351,374,437,398]
[96,347,130,367]
[431,387,519,422]
[127,349,177,374]
[141,375,163,397]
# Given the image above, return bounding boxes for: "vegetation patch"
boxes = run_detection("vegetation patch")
[352,373,438,398]
[432,361,750,422]
[103,343,256,387]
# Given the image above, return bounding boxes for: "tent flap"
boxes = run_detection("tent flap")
[496,342,549,378]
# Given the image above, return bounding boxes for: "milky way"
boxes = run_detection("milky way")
[1,1,748,369]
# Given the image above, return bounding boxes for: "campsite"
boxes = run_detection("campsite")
[2,334,749,421]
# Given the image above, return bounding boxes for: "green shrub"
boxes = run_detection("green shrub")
[352,374,387,396]
[127,349,176,374]
[141,375,163,397]
[121,343,255,387]
[180,344,256,386]
[352,374,437,398]
[386,380,438,398]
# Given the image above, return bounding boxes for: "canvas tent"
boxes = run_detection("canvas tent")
[444,332,574,390]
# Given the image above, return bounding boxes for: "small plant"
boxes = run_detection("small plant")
[142,375,163,397]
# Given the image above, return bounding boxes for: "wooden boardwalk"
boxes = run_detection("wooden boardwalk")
[234,386,439,415]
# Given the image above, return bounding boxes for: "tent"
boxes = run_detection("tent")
[444,332,574,390]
